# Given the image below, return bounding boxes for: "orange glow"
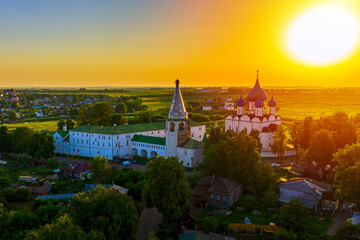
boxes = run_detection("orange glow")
[0,0,359,87]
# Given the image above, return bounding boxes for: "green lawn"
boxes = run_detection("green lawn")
[5,121,59,132]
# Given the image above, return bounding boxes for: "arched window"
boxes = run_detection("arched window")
[170,122,175,132]
[179,122,184,130]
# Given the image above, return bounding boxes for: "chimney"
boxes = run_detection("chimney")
[63,124,67,131]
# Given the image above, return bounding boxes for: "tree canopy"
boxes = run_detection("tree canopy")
[71,186,139,240]
[143,156,191,229]
[333,143,360,210]
[200,127,277,194]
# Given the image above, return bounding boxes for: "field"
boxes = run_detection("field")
[6,121,59,132]
[141,91,360,121]
[4,88,360,133]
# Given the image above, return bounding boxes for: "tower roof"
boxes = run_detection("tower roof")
[236,96,246,107]
[268,96,277,107]
[255,97,264,108]
[247,70,267,102]
[168,79,187,119]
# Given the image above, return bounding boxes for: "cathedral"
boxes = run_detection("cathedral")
[225,71,282,153]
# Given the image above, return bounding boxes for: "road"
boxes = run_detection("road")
[136,208,163,240]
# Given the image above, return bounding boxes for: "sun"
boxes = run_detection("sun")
[286,6,359,66]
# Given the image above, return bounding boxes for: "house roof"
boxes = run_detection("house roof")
[32,182,53,194]
[196,176,240,194]
[56,130,69,138]
[62,161,90,173]
[178,138,204,149]
[279,179,327,196]
[131,135,166,146]
[70,120,203,135]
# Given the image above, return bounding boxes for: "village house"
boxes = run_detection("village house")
[192,175,242,209]
[58,161,91,180]
[278,178,338,213]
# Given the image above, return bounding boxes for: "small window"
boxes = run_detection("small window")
[170,122,175,132]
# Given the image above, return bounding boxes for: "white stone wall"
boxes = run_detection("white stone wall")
[191,125,206,142]
[130,142,166,158]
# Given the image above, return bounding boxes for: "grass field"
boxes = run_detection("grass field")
[142,93,360,121]
[5,121,59,132]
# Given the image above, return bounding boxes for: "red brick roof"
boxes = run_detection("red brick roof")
[62,161,90,173]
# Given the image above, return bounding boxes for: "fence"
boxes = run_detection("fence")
[228,223,284,234]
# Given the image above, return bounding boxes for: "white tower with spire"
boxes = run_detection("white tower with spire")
[165,79,192,158]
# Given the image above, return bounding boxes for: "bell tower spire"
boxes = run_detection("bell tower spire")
[168,79,187,120]
[166,79,191,158]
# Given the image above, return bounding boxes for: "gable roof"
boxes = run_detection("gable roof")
[56,130,69,138]
[70,120,203,135]
[131,135,166,146]
[61,161,90,173]
[196,176,240,194]
[279,179,327,195]
[178,138,204,149]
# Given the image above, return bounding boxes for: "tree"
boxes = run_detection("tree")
[271,124,288,160]
[29,132,55,159]
[199,216,219,233]
[0,166,10,188]
[274,229,298,240]
[8,110,18,122]
[333,143,360,210]
[335,220,360,240]
[24,214,89,240]
[46,158,61,169]
[143,156,191,232]
[58,119,75,130]
[115,102,127,114]
[299,116,314,149]
[71,186,139,240]
[307,129,336,165]
[90,156,110,182]
[138,111,153,123]
[91,102,114,126]
[76,102,114,126]
[110,114,127,126]
[277,197,312,233]
[9,127,35,154]
[250,129,262,152]
[200,127,277,194]
[0,126,9,153]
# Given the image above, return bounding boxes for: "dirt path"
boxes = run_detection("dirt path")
[136,208,162,240]
[326,209,352,236]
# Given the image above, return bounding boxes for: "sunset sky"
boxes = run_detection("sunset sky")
[0,0,359,87]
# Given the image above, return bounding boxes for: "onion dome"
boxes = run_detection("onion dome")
[247,70,267,102]
[261,126,272,133]
[236,96,246,107]
[255,97,264,108]
[268,96,277,107]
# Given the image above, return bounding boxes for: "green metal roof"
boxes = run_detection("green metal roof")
[179,138,204,149]
[131,135,166,146]
[56,130,69,138]
[70,120,203,135]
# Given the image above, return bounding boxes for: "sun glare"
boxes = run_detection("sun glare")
[287,6,359,66]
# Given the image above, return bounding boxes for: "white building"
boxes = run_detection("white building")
[224,97,234,110]
[225,71,281,153]
[54,80,206,168]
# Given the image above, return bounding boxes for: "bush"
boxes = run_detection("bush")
[199,216,220,233]
[263,189,278,208]
[236,195,262,211]
[46,158,61,168]
[274,229,298,240]
[156,223,172,240]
